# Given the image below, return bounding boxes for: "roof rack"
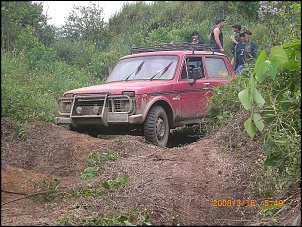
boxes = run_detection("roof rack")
[131,42,213,54]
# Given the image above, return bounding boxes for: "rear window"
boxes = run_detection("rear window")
[205,57,230,79]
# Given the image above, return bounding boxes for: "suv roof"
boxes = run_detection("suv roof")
[130,43,215,54]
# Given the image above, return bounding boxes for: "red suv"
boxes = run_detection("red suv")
[54,43,234,147]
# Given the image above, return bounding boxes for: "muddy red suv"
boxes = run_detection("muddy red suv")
[54,43,234,147]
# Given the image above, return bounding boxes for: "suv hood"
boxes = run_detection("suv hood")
[64,80,175,96]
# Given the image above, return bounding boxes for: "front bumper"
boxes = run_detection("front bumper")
[53,114,143,126]
[55,93,142,126]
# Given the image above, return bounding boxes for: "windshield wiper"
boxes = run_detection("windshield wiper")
[125,60,145,81]
[150,61,173,81]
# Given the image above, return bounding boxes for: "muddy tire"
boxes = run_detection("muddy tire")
[144,106,169,147]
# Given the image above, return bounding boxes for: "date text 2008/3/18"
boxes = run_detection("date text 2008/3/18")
[213,199,284,207]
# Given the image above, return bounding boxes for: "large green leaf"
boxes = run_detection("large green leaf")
[269,46,288,70]
[283,38,301,51]
[269,56,278,80]
[244,117,256,138]
[256,60,270,83]
[238,89,252,110]
[252,87,265,108]
[254,50,267,73]
[284,59,301,71]
[253,113,265,132]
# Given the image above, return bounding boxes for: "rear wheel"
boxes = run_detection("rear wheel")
[144,106,169,147]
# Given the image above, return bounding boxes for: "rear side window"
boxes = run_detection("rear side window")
[205,57,230,79]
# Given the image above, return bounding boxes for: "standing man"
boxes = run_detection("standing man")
[230,24,241,68]
[209,18,225,53]
[234,28,258,74]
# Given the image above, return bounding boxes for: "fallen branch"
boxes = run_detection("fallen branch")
[1,190,65,206]
[1,179,62,206]
[1,190,54,206]
[1,189,27,195]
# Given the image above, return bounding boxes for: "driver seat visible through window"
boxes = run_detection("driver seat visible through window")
[181,57,205,80]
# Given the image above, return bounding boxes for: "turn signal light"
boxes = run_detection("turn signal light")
[122,91,135,97]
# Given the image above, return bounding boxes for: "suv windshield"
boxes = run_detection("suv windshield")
[106,55,179,82]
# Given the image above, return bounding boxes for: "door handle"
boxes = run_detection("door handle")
[204,82,210,87]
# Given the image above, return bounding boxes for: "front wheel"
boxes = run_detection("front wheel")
[144,106,169,147]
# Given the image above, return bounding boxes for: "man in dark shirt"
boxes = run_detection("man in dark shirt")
[234,29,258,74]
[209,18,225,53]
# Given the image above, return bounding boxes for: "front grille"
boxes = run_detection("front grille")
[57,94,135,118]
[69,94,134,117]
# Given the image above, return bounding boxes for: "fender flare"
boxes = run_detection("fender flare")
[141,97,174,126]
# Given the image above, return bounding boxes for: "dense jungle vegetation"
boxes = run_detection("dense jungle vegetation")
[1,1,301,225]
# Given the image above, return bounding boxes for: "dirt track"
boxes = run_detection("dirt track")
[1,118,300,226]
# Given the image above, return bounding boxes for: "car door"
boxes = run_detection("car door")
[178,55,232,120]
[179,56,210,119]
[203,56,233,99]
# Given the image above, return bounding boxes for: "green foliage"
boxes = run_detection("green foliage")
[243,40,300,181]
[11,25,40,52]
[102,174,129,189]
[55,206,152,226]
[60,2,111,49]
[65,151,143,226]
[23,178,61,201]
[68,185,103,198]
[87,151,121,165]
[208,74,247,129]
[80,151,121,180]
[80,166,100,180]
[258,1,301,45]
[26,44,56,70]
[1,1,54,51]
[53,39,94,67]
[234,1,260,21]
[210,37,301,196]
[16,124,27,140]
[1,50,101,122]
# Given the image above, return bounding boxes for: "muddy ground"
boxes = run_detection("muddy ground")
[1,117,300,226]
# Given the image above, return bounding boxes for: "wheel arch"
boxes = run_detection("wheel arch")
[143,100,174,127]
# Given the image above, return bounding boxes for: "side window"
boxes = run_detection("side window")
[204,58,230,78]
[180,57,204,80]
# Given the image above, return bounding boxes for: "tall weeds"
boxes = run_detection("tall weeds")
[1,51,101,122]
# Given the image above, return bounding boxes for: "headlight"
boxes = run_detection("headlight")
[64,93,73,98]
[64,104,71,112]
[60,93,73,113]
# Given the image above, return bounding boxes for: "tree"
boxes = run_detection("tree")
[60,2,110,50]
[1,1,55,51]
